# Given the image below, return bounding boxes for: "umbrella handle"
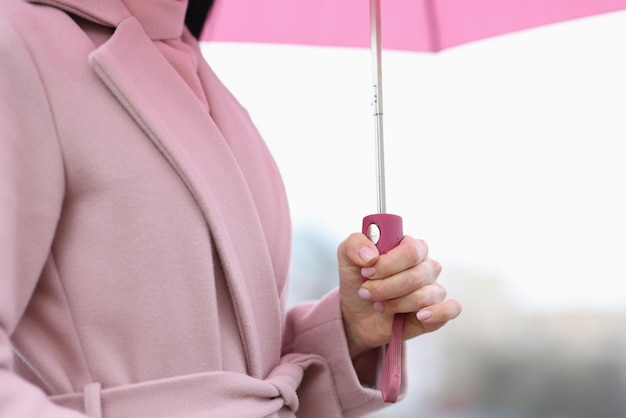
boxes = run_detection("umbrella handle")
[362,213,404,403]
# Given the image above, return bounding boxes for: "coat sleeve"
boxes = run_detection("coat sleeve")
[0,18,88,418]
[283,289,408,417]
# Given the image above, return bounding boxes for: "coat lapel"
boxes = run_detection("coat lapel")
[88,17,281,378]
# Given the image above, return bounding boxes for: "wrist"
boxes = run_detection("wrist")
[342,314,367,359]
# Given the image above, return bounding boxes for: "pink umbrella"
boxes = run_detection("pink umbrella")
[198,0,626,403]
[201,0,626,52]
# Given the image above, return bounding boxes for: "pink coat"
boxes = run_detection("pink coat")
[0,0,403,417]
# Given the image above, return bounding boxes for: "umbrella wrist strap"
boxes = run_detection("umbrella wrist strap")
[381,313,406,403]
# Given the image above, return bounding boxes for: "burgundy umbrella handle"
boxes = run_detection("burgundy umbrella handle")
[362,213,404,403]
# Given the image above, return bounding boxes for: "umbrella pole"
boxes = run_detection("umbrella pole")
[370,0,386,214]
[364,0,405,404]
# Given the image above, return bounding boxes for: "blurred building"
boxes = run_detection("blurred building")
[367,268,626,418]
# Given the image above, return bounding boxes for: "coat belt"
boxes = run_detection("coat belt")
[49,359,315,418]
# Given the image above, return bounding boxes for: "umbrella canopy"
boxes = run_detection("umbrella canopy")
[200,0,626,52]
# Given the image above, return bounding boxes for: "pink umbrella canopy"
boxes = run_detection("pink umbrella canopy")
[201,0,626,52]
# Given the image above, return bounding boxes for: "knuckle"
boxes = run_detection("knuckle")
[431,258,443,276]
[409,270,426,290]
[439,284,448,300]
[366,281,385,300]
[405,241,422,264]
[386,299,400,315]
[338,232,369,260]
[415,238,429,254]
[346,232,365,251]
[349,231,364,241]
[414,291,429,309]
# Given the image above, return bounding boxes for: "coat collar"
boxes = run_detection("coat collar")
[28,0,130,27]
[29,0,213,40]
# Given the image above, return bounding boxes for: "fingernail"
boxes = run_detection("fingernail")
[373,302,384,313]
[359,247,377,263]
[416,310,432,321]
[358,288,371,300]
[361,267,375,278]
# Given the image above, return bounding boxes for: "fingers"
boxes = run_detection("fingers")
[338,234,428,271]
[373,282,447,314]
[360,236,431,279]
[339,232,456,317]
[339,231,462,351]
[362,256,442,302]
[412,299,463,326]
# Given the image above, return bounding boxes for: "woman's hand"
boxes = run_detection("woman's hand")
[338,232,462,358]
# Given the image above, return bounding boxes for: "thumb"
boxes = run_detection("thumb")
[337,233,379,284]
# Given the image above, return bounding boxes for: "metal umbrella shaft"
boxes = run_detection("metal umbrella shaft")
[370,0,386,214]
[365,0,403,252]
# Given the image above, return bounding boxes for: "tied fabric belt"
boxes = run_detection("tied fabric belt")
[50,355,341,418]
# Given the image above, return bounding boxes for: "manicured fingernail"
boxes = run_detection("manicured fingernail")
[359,247,377,263]
[358,288,371,300]
[373,302,384,313]
[416,310,432,321]
[361,267,375,278]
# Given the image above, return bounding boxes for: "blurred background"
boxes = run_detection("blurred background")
[201,10,626,417]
